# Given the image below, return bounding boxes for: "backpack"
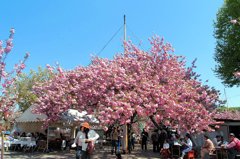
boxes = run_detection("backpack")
[233,138,240,151]
[86,141,95,154]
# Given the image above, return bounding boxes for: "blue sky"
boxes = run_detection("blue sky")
[1,0,239,106]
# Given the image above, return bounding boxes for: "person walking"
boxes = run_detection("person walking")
[77,122,99,159]
[141,128,148,151]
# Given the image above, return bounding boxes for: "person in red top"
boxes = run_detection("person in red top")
[225,133,240,159]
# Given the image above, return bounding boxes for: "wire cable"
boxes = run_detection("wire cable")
[96,24,124,57]
[126,24,145,50]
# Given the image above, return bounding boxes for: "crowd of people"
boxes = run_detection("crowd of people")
[3,122,240,159]
[47,120,240,159]
[138,127,240,159]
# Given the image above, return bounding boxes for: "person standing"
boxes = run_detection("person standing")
[111,127,118,154]
[151,129,159,152]
[72,126,84,159]
[141,128,148,151]
[200,135,215,159]
[131,132,136,150]
[159,129,167,150]
[78,122,99,159]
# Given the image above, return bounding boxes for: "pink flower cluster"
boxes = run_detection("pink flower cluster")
[33,36,220,133]
[0,28,29,125]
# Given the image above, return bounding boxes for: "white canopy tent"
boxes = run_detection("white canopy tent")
[14,106,100,150]
[14,106,99,133]
[15,105,47,123]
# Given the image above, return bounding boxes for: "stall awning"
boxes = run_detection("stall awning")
[15,105,47,123]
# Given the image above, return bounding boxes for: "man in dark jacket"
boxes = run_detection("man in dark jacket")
[141,128,148,150]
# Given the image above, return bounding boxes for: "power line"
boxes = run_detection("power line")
[96,24,124,57]
[126,24,145,50]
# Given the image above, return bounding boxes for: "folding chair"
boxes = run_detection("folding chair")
[171,145,181,159]
[36,140,47,152]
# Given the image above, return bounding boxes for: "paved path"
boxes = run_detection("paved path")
[3,144,161,159]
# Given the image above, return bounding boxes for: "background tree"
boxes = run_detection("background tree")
[12,67,53,112]
[214,0,240,87]
[33,37,221,133]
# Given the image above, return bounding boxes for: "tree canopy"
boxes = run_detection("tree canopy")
[33,37,222,133]
[214,0,240,87]
[13,67,53,112]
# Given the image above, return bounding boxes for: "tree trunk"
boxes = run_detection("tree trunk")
[149,115,161,129]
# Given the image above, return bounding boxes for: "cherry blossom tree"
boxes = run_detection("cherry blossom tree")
[34,36,221,133]
[0,29,29,127]
[0,29,29,159]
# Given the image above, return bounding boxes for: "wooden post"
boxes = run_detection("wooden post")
[122,125,128,153]
[46,126,49,152]
[1,132,4,159]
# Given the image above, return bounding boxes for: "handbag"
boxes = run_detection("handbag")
[86,141,95,154]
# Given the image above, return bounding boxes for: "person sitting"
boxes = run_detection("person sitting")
[200,134,215,159]
[180,133,193,159]
[20,132,26,137]
[160,139,171,159]
[225,133,240,159]
[173,134,182,146]
[213,135,226,148]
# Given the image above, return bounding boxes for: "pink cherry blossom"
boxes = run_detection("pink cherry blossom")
[34,36,221,133]
[4,46,12,53]
[230,19,238,24]
[0,28,29,128]
[234,72,240,79]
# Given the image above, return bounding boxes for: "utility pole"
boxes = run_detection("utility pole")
[122,14,128,154]
[224,87,229,110]
[124,15,127,50]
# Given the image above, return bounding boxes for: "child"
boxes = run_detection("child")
[160,140,171,159]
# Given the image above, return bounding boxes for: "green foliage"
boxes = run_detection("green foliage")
[214,0,240,87]
[217,106,240,112]
[14,67,53,112]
